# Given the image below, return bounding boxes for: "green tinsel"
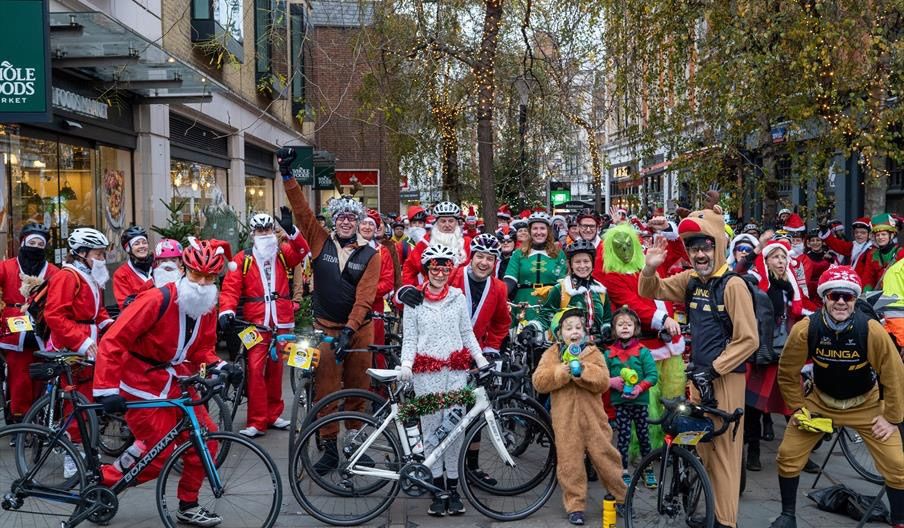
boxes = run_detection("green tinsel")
[397,388,475,422]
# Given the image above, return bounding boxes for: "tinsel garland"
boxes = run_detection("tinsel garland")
[397,388,475,422]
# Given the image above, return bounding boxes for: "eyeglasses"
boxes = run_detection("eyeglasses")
[428,265,453,275]
[826,291,856,303]
[579,224,597,231]
[335,214,357,223]
[687,243,715,254]
[735,245,754,253]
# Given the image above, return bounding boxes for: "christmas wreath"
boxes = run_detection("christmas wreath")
[397,388,475,422]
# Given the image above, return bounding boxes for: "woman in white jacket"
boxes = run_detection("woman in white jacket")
[399,243,488,517]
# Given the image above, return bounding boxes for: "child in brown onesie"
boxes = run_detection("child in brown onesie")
[533,307,627,526]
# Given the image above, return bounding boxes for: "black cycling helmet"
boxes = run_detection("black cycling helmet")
[564,239,596,261]
[19,223,50,242]
[120,225,149,251]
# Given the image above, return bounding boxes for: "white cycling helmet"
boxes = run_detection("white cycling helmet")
[249,213,275,231]
[470,233,501,258]
[527,211,551,226]
[432,201,461,218]
[68,228,109,254]
[421,243,458,267]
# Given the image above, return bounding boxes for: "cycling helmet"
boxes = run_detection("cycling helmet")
[68,228,109,254]
[120,225,148,251]
[326,195,365,220]
[511,218,528,231]
[527,211,551,227]
[19,223,50,243]
[564,239,596,261]
[470,233,501,258]
[432,201,461,218]
[742,222,760,235]
[249,213,275,231]
[495,226,515,243]
[182,237,234,274]
[421,244,458,269]
[550,307,585,337]
[155,238,183,260]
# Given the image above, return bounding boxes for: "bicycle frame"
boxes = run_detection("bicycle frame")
[343,386,515,481]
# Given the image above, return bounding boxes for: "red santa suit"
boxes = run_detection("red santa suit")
[821,231,872,275]
[44,263,114,441]
[93,283,222,502]
[112,261,151,308]
[218,235,307,430]
[371,243,396,346]
[401,232,472,287]
[450,265,511,353]
[0,257,59,417]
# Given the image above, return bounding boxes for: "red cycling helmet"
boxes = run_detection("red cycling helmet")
[182,237,236,275]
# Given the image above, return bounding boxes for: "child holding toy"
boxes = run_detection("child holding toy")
[605,305,660,488]
[533,307,626,526]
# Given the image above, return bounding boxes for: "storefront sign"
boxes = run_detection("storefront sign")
[0,0,51,123]
[613,165,633,180]
[288,145,314,185]
[52,88,109,119]
[399,189,420,201]
[314,165,335,190]
[551,189,571,206]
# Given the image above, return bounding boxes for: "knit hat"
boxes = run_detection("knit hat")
[761,238,791,258]
[817,265,862,298]
[851,216,871,230]
[871,213,896,233]
[783,213,805,233]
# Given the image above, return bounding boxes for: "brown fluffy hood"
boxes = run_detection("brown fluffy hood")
[677,209,727,276]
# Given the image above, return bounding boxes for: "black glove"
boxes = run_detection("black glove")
[219,362,244,387]
[397,286,424,308]
[335,327,355,363]
[96,394,127,414]
[689,366,719,407]
[278,206,295,235]
[276,147,296,179]
[218,313,235,331]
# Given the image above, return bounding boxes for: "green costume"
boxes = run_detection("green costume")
[504,248,566,325]
[603,342,659,406]
[535,276,612,337]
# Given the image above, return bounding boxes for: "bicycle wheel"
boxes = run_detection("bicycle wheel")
[0,424,88,526]
[494,393,551,457]
[625,446,714,527]
[290,411,401,526]
[301,388,388,432]
[459,408,557,520]
[0,357,9,425]
[156,431,282,528]
[839,426,884,485]
[22,392,99,452]
[288,374,314,452]
[173,395,233,473]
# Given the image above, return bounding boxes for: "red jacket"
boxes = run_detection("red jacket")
[218,239,308,329]
[45,264,114,355]
[450,266,510,352]
[371,244,395,311]
[0,257,59,352]
[93,283,222,400]
[112,261,151,307]
[822,232,872,275]
[401,233,472,287]
[797,252,836,303]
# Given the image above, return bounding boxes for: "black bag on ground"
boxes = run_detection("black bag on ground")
[807,484,889,523]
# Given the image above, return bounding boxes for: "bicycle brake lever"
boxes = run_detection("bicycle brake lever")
[730,411,743,440]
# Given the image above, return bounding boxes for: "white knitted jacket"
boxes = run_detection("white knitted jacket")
[401,286,485,395]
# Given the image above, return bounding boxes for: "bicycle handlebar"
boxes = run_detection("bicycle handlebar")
[175,371,225,407]
[650,397,744,438]
[232,318,271,333]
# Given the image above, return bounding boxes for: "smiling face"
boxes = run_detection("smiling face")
[570,253,593,279]
[853,227,870,243]
[130,237,150,259]
[686,240,716,276]
[334,213,358,238]
[427,260,453,289]
[516,227,529,243]
[824,289,855,322]
[470,251,496,279]
[530,223,548,245]
[807,237,823,252]
[358,221,376,240]
[559,316,585,344]
[578,220,598,242]
[875,231,893,246]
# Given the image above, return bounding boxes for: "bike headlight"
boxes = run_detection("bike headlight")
[299,339,310,349]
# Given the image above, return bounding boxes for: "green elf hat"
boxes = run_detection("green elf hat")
[871,213,897,233]
[550,307,586,337]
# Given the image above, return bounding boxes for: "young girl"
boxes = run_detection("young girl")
[605,306,660,488]
[533,307,626,526]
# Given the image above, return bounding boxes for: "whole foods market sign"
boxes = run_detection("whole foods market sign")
[0,0,51,123]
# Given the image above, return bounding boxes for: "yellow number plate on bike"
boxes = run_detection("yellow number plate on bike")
[672,431,708,446]
[238,326,263,350]
[7,315,33,333]
[286,345,315,370]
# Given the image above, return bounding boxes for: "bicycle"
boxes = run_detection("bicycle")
[289,363,557,526]
[0,360,282,528]
[0,351,9,425]
[624,397,744,527]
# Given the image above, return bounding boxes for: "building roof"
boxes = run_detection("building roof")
[309,1,374,28]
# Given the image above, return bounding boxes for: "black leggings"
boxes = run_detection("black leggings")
[615,404,651,470]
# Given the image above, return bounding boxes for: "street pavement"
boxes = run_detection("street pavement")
[18,369,894,528]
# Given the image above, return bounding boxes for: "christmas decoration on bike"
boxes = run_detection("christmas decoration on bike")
[286,342,320,370]
[238,326,264,350]
[397,388,476,422]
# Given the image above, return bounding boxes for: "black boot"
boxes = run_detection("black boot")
[887,486,904,527]
[746,443,762,472]
[762,413,775,441]
[768,475,799,527]
[313,441,339,476]
[466,447,497,485]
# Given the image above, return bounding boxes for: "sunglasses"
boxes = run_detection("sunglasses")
[826,291,856,303]
[428,265,453,275]
[735,245,754,253]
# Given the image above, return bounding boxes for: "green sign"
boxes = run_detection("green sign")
[314,165,335,190]
[551,189,571,206]
[0,0,51,123]
[289,145,314,185]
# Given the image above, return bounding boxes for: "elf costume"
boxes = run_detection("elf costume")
[862,213,904,291]
[534,275,611,336]
[503,248,566,325]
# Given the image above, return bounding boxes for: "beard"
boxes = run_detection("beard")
[430,226,465,261]
[153,263,183,287]
[407,226,426,244]
[253,234,279,262]
[176,277,219,319]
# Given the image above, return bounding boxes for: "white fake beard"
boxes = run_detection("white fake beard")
[153,263,183,287]
[430,226,465,261]
[176,277,219,319]
[90,259,109,288]
[407,226,426,244]
[790,243,804,257]
[253,234,279,262]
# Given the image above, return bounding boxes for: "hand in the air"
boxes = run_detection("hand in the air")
[644,237,669,273]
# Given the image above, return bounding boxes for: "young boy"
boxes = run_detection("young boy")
[532,307,627,526]
[605,305,660,488]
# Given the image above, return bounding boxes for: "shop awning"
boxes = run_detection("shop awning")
[49,12,225,104]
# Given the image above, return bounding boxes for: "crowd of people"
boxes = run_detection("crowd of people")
[3,145,904,528]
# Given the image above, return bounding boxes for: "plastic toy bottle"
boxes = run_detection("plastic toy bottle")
[620,367,639,397]
[602,493,617,527]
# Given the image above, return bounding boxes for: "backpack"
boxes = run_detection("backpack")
[805,298,879,362]
[26,267,81,342]
[685,271,776,365]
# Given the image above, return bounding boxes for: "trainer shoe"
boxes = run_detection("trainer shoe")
[769,513,797,528]
[238,426,264,438]
[314,441,339,476]
[644,468,658,489]
[568,511,585,525]
[271,418,291,430]
[447,490,465,515]
[176,506,223,527]
[427,495,446,517]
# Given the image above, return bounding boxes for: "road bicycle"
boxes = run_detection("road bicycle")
[0,358,282,528]
[289,364,556,526]
[624,397,744,527]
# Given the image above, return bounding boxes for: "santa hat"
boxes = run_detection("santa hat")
[360,208,382,229]
[407,205,426,221]
[466,206,477,223]
[750,242,806,317]
[761,237,791,259]
[871,213,896,233]
[518,209,531,219]
[497,204,512,219]
[817,264,863,298]
[851,216,871,230]
[783,213,805,233]
[206,238,238,272]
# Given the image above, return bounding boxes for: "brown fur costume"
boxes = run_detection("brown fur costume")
[533,342,627,513]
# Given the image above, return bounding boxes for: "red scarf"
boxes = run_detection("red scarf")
[420,282,450,302]
[607,339,642,363]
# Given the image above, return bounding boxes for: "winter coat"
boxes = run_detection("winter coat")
[0,257,58,352]
[112,261,151,308]
[449,266,511,353]
[604,341,659,406]
[45,264,114,355]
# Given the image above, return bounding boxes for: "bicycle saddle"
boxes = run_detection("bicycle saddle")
[366,368,400,384]
[33,349,83,361]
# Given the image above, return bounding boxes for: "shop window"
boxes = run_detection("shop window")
[170,160,228,222]
[245,175,274,217]
[254,0,273,80]
[319,186,378,210]
[290,3,306,119]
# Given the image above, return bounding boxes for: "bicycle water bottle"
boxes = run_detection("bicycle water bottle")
[423,408,464,451]
[404,420,424,455]
[113,441,146,473]
[602,493,616,527]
